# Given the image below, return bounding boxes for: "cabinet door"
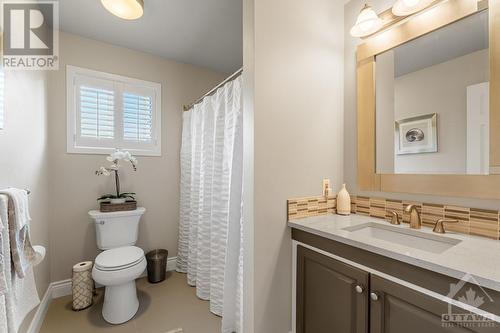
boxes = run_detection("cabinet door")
[296,245,369,333]
[370,274,498,333]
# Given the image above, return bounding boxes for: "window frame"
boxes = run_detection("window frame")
[66,65,162,156]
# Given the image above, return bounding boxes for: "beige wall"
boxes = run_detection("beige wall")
[245,0,345,331]
[0,71,51,296]
[345,0,500,208]
[47,32,225,281]
[242,0,255,330]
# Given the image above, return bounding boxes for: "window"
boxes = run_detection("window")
[67,65,161,156]
[0,69,4,129]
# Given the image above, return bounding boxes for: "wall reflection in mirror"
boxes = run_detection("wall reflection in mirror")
[375,10,489,175]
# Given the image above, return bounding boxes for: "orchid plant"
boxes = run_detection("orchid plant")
[95,149,138,203]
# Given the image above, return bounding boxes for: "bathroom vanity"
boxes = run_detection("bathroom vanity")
[288,0,500,331]
[289,214,500,333]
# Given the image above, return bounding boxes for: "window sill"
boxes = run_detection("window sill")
[67,145,161,157]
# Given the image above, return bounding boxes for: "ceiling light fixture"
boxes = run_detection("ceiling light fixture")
[350,4,384,38]
[392,0,433,16]
[101,0,144,20]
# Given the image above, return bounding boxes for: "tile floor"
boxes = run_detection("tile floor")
[40,272,221,333]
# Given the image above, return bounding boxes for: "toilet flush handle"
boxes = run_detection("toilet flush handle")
[98,220,105,225]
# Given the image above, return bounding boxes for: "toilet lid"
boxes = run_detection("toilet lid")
[95,246,144,271]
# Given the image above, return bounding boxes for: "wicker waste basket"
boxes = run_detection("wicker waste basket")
[72,261,94,311]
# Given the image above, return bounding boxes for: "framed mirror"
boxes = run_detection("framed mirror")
[357,0,500,199]
[376,9,489,175]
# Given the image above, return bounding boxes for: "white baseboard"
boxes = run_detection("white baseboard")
[166,256,177,272]
[50,278,72,299]
[51,256,178,298]
[26,283,52,333]
[26,256,177,333]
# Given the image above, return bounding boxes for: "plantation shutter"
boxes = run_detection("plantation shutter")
[123,92,153,142]
[73,75,117,149]
[67,66,161,156]
[79,85,115,139]
[0,70,4,129]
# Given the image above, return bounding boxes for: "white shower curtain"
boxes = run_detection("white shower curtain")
[177,76,243,333]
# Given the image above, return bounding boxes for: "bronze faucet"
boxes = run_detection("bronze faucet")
[405,204,421,229]
[433,218,459,234]
[388,211,401,225]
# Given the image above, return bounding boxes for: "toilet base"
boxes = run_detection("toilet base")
[102,281,139,324]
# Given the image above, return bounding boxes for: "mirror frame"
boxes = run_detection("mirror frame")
[357,0,500,199]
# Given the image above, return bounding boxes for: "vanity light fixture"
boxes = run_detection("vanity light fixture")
[350,4,384,38]
[101,0,144,20]
[392,0,433,16]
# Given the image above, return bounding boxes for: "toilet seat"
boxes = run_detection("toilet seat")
[95,246,145,271]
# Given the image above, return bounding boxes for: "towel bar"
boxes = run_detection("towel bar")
[1,188,30,194]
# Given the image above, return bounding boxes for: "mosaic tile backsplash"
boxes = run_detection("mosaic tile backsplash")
[287,195,500,240]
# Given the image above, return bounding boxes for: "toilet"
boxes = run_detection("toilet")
[88,207,146,324]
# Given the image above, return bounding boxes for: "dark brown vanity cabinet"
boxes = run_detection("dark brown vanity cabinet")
[296,245,496,333]
[369,275,496,333]
[296,245,369,333]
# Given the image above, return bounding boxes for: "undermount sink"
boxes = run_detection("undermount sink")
[342,222,462,254]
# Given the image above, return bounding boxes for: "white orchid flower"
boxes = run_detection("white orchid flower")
[96,149,137,188]
[99,166,111,176]
[116,151,127,160]
[123,151,132,161]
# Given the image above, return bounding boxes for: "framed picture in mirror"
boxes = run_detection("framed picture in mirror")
[395,113,437,155]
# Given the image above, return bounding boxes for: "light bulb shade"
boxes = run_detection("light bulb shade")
[350,4,383,38]
[101,0,144,20]
[392,0,433,16]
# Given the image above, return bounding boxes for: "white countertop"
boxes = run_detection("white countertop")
[288,214,500,292]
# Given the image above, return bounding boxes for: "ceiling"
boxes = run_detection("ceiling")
[59,0,242,74]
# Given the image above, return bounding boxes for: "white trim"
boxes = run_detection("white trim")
[51,279,72,299]
[25,257,177,332]
[66,65,162,156]
[51,256,178,296]
[291,241,500,327]
[26,283,52,333]
[166,256,177,272]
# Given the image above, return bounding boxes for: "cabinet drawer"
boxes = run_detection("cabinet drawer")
[296,245,369,333]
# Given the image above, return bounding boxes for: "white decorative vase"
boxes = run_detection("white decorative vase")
[337,184,351,215]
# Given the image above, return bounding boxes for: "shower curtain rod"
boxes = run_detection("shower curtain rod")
[183,67,243,111]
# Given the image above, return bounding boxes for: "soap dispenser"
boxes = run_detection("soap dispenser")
[337,184,351,215]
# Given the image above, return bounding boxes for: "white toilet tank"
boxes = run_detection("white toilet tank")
[88,207,146,250]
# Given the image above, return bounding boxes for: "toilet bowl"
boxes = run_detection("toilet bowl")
[89,208,146,324]
[92,246,146,324]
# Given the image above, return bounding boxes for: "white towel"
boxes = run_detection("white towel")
[0,197,7,333]
[0,217,6,296]
[1,189,30,228]
[0,188,36,278]
[0,195,40,333]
